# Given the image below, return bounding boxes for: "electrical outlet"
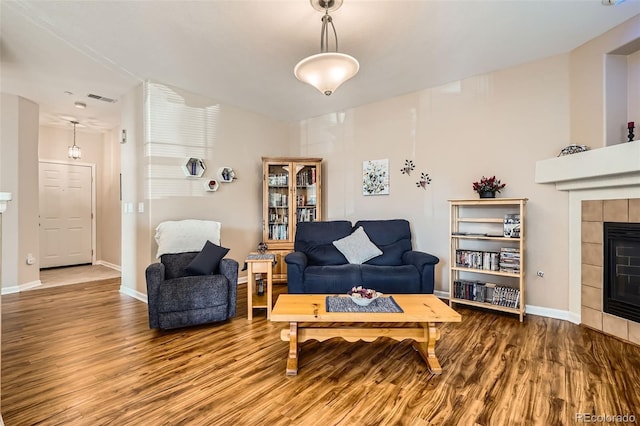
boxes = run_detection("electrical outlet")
[26,253,35,265]
[536,270,544,278]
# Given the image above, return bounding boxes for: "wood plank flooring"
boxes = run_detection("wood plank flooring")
[2,279,640,425]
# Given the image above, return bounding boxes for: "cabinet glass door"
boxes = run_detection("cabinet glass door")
[267,163,290,241]
[295,164,318,224]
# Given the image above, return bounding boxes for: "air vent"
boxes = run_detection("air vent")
[87,93,118,103]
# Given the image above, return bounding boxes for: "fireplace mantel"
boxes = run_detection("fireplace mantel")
[535,141,640,190]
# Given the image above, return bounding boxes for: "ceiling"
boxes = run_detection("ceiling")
[2,1,639,131]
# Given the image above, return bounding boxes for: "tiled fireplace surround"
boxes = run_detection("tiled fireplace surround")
[535,141,640,346]
[581,199,640,345]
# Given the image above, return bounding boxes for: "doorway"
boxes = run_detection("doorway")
[39,161,95,268]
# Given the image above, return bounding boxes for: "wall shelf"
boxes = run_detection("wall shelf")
[217,167,236,183]
[182,157,206,178]
[204,178,219,192]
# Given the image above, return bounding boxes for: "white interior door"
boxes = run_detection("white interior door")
[39,162,93,268]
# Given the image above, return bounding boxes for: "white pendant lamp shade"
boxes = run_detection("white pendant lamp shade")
[294,52,359,96]
[295,0,359,95]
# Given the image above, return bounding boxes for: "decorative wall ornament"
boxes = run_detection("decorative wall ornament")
[558,144,589,156]
[416,172,432,190]
[401,160,415,175]
[362,159,389,195]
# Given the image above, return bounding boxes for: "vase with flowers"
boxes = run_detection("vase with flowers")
[472,176,506,199]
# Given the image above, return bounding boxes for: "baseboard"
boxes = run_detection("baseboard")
[95,260,121,271]
[437,288,575,322]
[525,304,572,322]
[567,311,581,325]
[434,290,449,300]
[119,285,148,304]
[1,280,42,295]
[1,286,20,295]
[238,276,248,285]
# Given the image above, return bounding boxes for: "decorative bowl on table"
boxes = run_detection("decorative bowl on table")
[347,286,382,306]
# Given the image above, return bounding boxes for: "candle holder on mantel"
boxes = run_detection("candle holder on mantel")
[629,122,635,142]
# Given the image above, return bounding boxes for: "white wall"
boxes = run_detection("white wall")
[291,54,571,311]
[571,14,640,148]
[120,82,289,298]
[98,129,121,267]
[1,94,40,291]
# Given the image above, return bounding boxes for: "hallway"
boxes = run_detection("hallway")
[39,264,120,289]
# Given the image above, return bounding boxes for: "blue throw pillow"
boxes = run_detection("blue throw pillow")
[185,240,229,276]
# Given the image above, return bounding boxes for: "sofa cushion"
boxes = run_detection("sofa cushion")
[355,220,413,266]
[161,252,198,279]
[303,265,362,294]
[361,264,421,293]
[332,226,382,264]
[185,240,229,276]
[299,243,347,266]
[295,221,352,266]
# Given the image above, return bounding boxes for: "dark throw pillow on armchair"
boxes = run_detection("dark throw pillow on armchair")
[185,240,230,276]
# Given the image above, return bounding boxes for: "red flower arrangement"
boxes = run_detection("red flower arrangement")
[472,176,506,195]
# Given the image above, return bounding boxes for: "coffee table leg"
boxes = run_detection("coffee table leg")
[286,322,299,376]
[413,322,442,374]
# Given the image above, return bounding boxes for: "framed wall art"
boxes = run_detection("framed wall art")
[362,159,389,196]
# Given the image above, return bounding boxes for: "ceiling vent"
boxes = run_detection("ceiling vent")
[87,93,117,103]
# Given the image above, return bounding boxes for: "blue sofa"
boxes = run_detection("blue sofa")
[285,219,439,294]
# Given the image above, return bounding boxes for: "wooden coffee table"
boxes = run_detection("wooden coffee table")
[270,294,461,376]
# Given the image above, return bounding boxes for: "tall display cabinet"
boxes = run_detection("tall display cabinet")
[262,157,323,283]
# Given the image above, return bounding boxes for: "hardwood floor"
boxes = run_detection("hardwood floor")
[2,280,639,425]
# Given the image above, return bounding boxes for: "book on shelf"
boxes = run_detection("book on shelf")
[453,280,520,308]
[296,168,317,186]
[504,214,521,238]
[269,193,288,207]
[456,250,499,271]
[268,173,288,186]
[296,207,316,223]
[268,224,288,240]
[499,247,520,273]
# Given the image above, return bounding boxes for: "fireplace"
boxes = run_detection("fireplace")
[604,222,640,323]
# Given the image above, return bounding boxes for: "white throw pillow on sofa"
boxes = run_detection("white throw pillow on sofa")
[332,226,382,264]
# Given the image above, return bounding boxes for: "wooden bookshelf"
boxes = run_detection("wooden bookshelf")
[449,198,527,322]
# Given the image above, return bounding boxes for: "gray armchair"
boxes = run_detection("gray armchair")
[146,252,239,329]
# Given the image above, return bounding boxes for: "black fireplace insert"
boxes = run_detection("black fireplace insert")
[603,222,640,323]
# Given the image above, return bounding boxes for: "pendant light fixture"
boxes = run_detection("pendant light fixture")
[68,120,81,160]
[294,0,359,96]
